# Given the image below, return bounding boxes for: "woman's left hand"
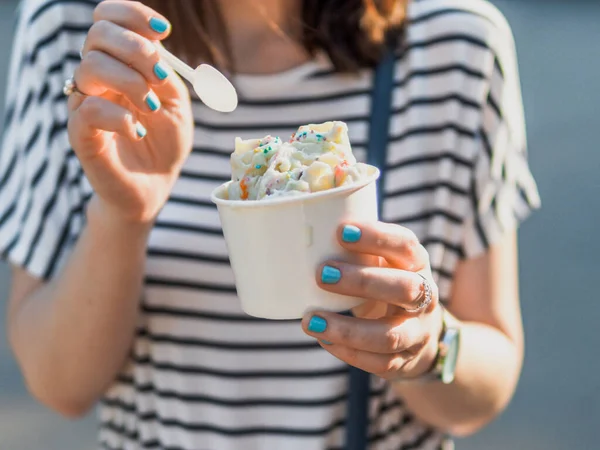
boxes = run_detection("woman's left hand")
[302,221,444,381]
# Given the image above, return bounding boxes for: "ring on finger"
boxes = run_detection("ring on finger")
[63,76,86,97]
[403,273,433,314]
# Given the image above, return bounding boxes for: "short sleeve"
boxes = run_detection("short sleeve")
[0,0,90,279]
[461,8,541,259]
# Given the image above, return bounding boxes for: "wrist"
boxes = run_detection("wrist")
[395,305,446,384]
[86,196,154,243]
[404,306,463,386]
[415,304,446,378]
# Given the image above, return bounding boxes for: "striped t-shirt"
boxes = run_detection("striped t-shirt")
[0,0,540,449]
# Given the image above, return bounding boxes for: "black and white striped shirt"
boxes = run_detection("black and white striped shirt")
[0,0,540,449]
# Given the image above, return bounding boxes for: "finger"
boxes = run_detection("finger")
[67,90,88,113]
[68,96,144,155]
[83,20,172,89]
[317,342,414,380]
[316,262,438,312]
[93,0,172,41]
[75,50,161,114]
[337,222,429,271]
[301,312,426,354]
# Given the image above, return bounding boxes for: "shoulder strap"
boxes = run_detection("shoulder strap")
[366,51,396,194]
[345,51,395,450]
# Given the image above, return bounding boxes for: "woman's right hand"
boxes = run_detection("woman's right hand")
[67,1,194,225]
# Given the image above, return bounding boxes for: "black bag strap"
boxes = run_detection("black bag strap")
[344,50,395,450]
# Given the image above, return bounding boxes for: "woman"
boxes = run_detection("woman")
[0,0,540,449]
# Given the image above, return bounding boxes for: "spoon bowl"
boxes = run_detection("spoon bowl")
[193,64,238,113]
[156,44,238,113]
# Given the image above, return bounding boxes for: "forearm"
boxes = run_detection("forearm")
[393,316,523,436]
[9,198,151,416]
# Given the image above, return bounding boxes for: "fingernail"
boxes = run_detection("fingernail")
[149,17,170,34]
[321,265,341,284]
[321,340,333,345]
[153,62,169,80]
[135,122,147,139]
[342,225,362,243]
[145,92,161,111]
[308,316,327,333]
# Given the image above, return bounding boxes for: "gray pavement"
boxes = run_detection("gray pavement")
[0,1,599,449]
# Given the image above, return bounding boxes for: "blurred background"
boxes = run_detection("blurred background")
[0,0,598,449]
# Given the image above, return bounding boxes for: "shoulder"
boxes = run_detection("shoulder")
[16,0,96,52]
[13,0,96,73]
[401,0,520,87]
[405,0,517,68]
[406,0,515,41]
[20,0,97,26]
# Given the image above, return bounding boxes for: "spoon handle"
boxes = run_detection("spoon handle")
[156,44,195,83]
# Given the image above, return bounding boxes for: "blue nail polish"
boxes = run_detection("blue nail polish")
[342,225,362,243]
[145,92,161,111]
[321,340,333,345]
[321,265,341,284]
[136,122,147,138]
[149,17,169,34]
[153,62,169,80]
[308,316,327,333]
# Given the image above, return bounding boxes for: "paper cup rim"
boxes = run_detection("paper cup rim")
[211,165,380,208]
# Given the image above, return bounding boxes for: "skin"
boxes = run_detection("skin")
[301,224,523,436]
[8,1,193,417]
[7,0,524,436]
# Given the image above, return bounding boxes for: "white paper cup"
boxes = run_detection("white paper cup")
[211,165,380,320]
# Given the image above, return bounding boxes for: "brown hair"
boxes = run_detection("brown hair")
[143,0,408,74]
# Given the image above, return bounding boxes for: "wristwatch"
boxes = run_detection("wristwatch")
[428,306,461,384]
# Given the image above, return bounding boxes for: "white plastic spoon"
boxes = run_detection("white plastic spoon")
[156,44,238,113]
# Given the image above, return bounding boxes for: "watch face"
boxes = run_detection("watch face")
[441,329,460,384]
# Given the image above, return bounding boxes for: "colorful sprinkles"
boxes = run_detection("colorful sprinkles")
[231,122,356,201]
